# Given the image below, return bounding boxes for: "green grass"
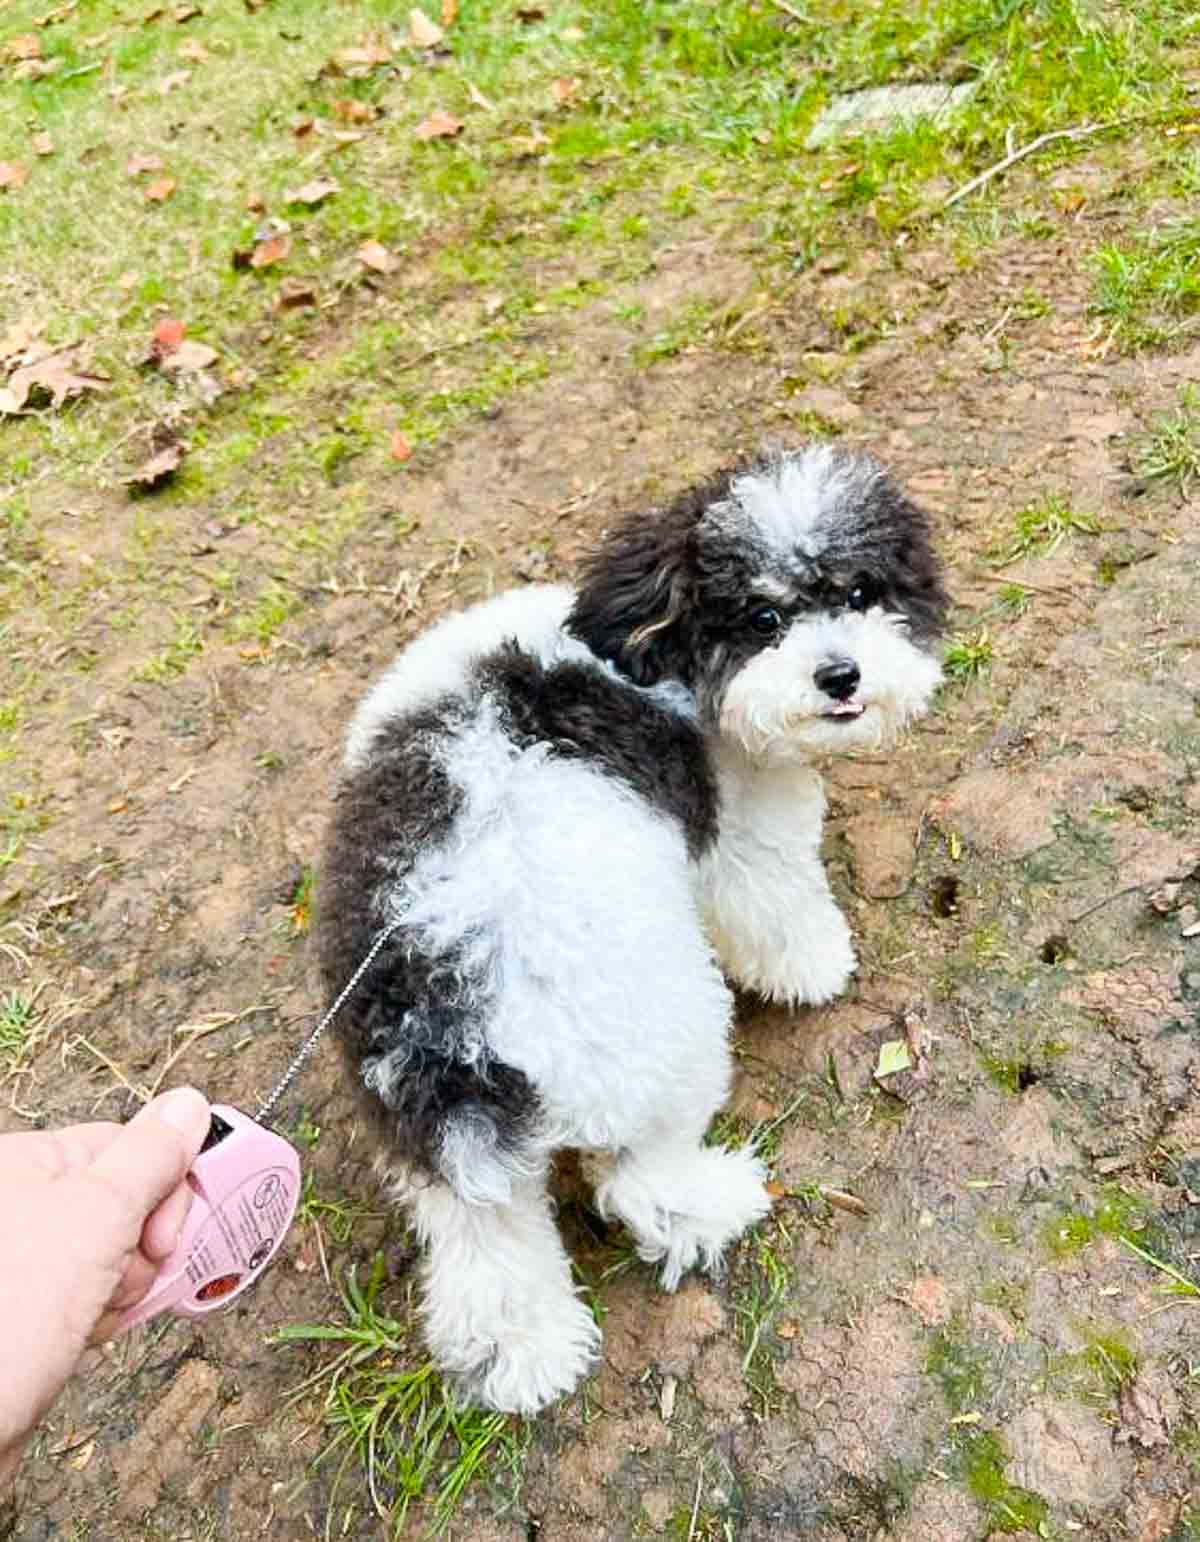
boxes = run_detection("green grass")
[1092,217,1200,350]
[1134,382,1200,494]
[273,1255,527,1535]
[995,493,1101,564]
[943,629,994,681]
[0,991,37,1067]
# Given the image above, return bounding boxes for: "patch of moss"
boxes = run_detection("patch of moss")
[1042,1185,1147,1258]
[956,1427,1050,1535]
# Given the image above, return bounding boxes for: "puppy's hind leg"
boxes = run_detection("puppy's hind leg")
[392,1165,600,1415]
[595,1122,772,1291]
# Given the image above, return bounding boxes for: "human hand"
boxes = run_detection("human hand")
[0,1086,210,1485]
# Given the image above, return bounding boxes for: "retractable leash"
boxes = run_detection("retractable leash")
[117,922,401,1331]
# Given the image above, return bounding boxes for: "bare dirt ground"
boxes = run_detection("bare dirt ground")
[4,150,1200,1542]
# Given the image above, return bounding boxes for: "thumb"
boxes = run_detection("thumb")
[86,1087,211,1224]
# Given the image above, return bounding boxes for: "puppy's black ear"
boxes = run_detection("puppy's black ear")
[568,510,695,686]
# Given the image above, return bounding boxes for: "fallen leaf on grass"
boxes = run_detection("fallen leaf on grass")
[875,1039,912,1078]
[161,338,218,372]
[326,33,391,77]
[13,55,60,79]
[174,3,201,19]
[233,232,290,269]
[178,38,208,61]
[0,162,30,190]
[143,175,176,201]
[507,126,549,157]
[0,318,43,363]
[7,34,43,59]
[466,80,495,111]
[551,75,580,105]
[357,239,398,273]
[390,429,413,461]
[442,0,458,23]
[126,151,165,175]
[415,110,463,140]
[35,2,79,26]
[32,132,54,156]
[285,176,338,205]
[0,347,110,414]
[407,6,443,46]
[332,96,376,123]
[515,5,545,20]
[122,437,185,491]
[292,116,315,137]
[275,278,317,309]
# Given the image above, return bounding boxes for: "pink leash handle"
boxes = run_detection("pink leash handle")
[117,1103,301,1332]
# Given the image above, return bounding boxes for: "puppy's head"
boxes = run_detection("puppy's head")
[569,445,949,760]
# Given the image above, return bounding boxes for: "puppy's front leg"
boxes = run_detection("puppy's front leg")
[697,759,856,1007]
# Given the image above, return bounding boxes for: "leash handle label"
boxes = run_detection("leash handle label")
[117,1103,301,1331]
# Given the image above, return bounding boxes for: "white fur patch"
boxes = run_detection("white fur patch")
[707,446,882,558]
[596,1137,771,1290]
[719,608,942,761]
[394,1172,601,1414]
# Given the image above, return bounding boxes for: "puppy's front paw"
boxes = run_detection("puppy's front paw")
[446,1290,601,1415]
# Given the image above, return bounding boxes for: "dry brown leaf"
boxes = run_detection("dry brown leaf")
[0,318,43,363]
[441,0,458,22]
[275,278,317,309]
[31,132,54,156]
[143,3,164,19]
[515,4,545,19]
[466,80,495,111]
[0,347,110,414]
[390,430,413,461]
[173,2,201,18]
[245,233,290,268]
[507,127,549,157]
[0,162,30,190]
[245,191,266,212]
[35,2,79,26]
[8,33,43,59]
[292,116,315,137]
[329,32,391,76]
[550,75,580,105]
[160,339,218,373]
[286,176,339,205]
[414,110,463,140]
[13,56,60,79]
[357,239,398,274]
[178,38,208,61]
[158,67,191,92]
[123,438,185,490]
[143,175,176,201]
[332,96,375,123]
[126,151,165,176]
[407,6,443,46]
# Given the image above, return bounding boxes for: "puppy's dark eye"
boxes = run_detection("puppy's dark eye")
[749,606,783,637]
[847,575,879,612]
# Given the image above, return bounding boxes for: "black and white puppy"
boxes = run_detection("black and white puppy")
[318,445,948,1414]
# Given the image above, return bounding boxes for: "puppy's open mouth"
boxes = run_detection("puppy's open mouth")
[822,701,866,721]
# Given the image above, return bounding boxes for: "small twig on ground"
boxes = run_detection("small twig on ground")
[686,1466,704,1540]
[944,118,1135,209]
[767,0,810,21]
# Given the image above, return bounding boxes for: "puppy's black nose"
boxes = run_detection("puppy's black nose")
[814,659,861,701]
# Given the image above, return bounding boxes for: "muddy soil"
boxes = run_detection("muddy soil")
[4,158,1200,1542]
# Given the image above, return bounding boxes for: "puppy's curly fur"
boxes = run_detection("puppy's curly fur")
[318,445,948,1413]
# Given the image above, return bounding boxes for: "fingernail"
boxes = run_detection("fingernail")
[151,1085,208,1134]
